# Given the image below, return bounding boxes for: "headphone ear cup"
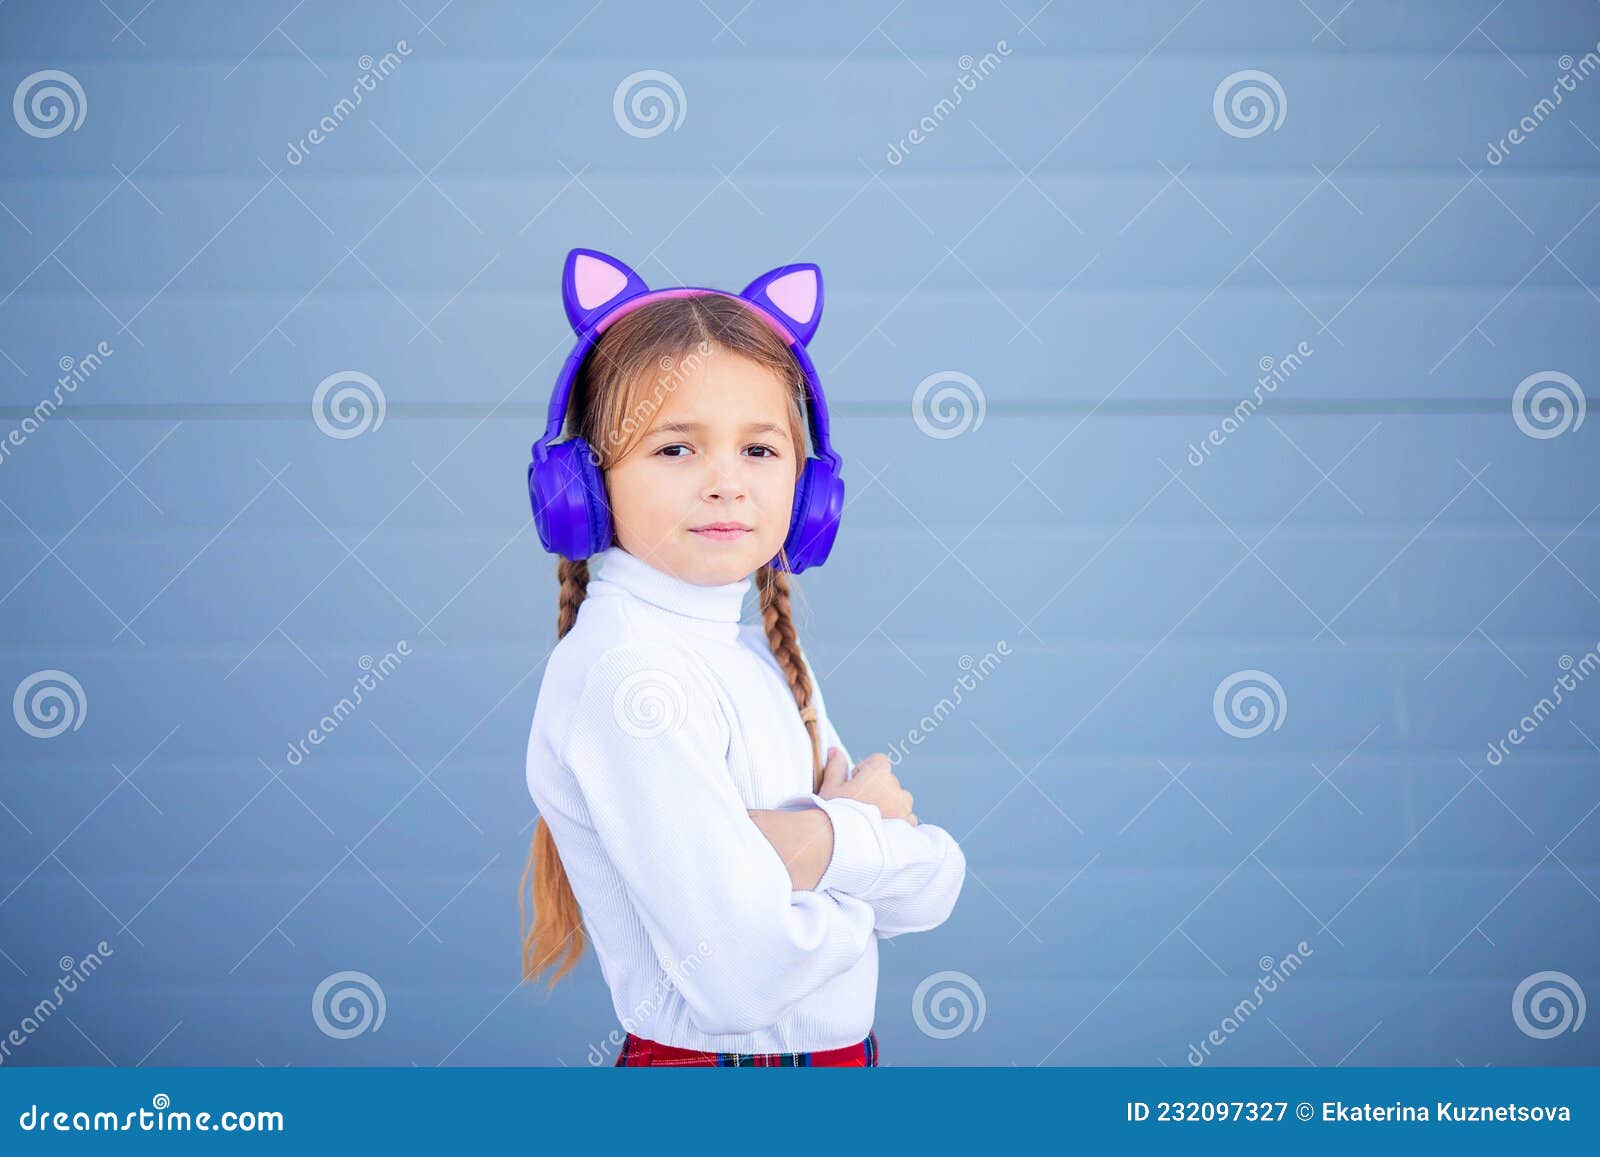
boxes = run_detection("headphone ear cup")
[573,439,614,554]
[776,458,843,573]
[528,439,613,559]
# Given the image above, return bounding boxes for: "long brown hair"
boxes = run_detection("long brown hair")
[520,293,828,990]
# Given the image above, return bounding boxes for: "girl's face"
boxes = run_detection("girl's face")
[604,347,800,587]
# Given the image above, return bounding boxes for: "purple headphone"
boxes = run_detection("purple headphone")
[526,247,844,573]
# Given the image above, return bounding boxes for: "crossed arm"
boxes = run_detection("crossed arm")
[744,749,967,939]
[747,805,836,890]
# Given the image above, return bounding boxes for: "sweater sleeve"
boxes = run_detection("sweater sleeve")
[808,795,967,938]
[802,660,968,939]
[559,644,876,1037]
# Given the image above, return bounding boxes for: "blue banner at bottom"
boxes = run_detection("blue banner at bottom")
[1,1066,1593,1152]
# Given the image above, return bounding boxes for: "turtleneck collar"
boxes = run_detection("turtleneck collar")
[588,546,752,627]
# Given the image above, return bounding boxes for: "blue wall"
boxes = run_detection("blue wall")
[0,0,1597,1066]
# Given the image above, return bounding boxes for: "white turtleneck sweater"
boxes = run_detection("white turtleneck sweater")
[524,545,966,1054]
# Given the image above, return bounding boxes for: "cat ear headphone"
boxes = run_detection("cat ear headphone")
[526,248,844,573]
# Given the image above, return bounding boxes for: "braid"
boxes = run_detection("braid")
[556,557,589,638]
[757,559,824,792]
[520,557,592,988]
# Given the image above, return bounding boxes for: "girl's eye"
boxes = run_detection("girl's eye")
[654,444,781,458]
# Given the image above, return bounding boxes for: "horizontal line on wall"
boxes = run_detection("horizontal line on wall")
[11,285,1600,294]
[5,164,1600,177]
[0,399,1517,420]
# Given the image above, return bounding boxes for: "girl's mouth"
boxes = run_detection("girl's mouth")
[690,524,751,542]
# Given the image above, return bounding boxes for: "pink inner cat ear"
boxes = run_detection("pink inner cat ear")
[562,248,648,333]
[741,263,823,345]
[766,269,818,325]
[574,254,628,309]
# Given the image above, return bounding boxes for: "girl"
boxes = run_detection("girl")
[520,248,966,1067]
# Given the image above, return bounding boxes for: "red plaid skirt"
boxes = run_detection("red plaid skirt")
[613,1029,878,1067]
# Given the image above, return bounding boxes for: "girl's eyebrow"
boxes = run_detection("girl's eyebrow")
[648,419,787,436]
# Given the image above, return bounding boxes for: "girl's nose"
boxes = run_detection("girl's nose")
[703,456,747,500]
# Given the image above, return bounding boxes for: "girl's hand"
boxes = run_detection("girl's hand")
[818,747,918,825]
